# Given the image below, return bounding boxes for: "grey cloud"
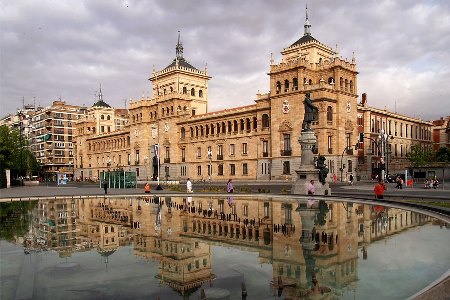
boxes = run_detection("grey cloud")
[1,0,449,121]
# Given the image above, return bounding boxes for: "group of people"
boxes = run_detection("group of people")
[424,178,439,189]
[395,176,404,189]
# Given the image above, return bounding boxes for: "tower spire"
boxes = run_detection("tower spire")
[304,3,311,36]
[176,30,183,59]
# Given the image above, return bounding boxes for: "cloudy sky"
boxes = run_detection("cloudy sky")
[1,0,449,121]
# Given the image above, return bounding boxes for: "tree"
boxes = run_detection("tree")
[0,125,40,187]
[406,144,434,168]
[435,147,450,163]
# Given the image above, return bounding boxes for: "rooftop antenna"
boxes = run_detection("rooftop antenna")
[123,99,127,109]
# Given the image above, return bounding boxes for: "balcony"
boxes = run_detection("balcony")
[346,148,354,155]
[263,152,269,157]
[217,154,223,160]
[164,158,170,163]
[181,157,185,162]
[328,148,333,154]
[280,150,292,156]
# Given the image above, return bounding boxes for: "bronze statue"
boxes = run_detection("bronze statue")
[302,92,319,131]
[316,155,329,185]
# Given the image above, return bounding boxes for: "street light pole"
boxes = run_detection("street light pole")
[208,148,212,189]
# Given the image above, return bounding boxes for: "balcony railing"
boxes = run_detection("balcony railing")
[328,148,333,154]
[181,157,185,162]
[164,158,170,163]
[217,154,223,160]
[263,152,269,157]
[280,150,292,156]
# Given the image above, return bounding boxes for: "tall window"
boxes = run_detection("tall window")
[181,127,185,139]
[197,147,201,158]
[218,164,224,175]
[263,140,268,155]
[230,144,235,156]
[285,204,292,225]
[128,153,131,165]
[242,143,248,154]
[197,166,202,176]
[218,145,223,156]
[182,148,186,162]
[327,106,333,123]
[328,136,332,153]
[243,163,248,175]
[230,164,235,175]
[165,147,170,161]
[135,150,140,164]
[389,120,392,135]
[284,134,291,151]
[191,88,195,96]
[346,133,351,148]
[262,114,269,128]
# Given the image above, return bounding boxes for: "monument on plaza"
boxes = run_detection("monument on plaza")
[291,92,331,195]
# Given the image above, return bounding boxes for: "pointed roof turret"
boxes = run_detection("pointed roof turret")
[163,31,198,71]
[289,4,318,47]
[92,84,111,108]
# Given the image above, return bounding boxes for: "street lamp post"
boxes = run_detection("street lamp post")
[378,129,388,182]
[340,147,352,182]
[207,148,212,189]
[107,158,112,188]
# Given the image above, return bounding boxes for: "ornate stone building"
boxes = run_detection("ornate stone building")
[75,12,360,182]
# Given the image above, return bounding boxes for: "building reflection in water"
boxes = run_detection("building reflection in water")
[6,195,435,298]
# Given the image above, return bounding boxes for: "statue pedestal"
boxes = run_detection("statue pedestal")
[291,130,331,195]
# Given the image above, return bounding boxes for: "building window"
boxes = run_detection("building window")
[197,147,201,158]
[328,136,332,154]
[181,127,186,139]
[128,154,131,165]
[285,204,292,225]
[262,114,269,128]
[284,79,289,92]
[182,148,186,162]
[327,106,333,123]
[347,160,352,172]
[244,205,249,217]
[218,164,224,176]
[389,120,392,135]
[283,161,290,175]
[135,150,140,164]
[243,163,248,175]
[346,133,351,148]
[263,140,268,156]
[264,202,270,218]
[191,88,195,96]
[284,134,291,151]
[197,166,202,176]
[230,144,235,156]
[395,122,398,136]
[136,168,139,177]
[242,143,248,154]
[230,164,235,175]
[183,86,187,94]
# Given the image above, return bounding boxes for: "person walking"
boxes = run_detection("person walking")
[186,178,193,193]
[144,182,150,193]
[227,179,234,193]
[307,180,315,195]
[103,179,108,195]
[374,178,386,199]
[349,174,354,185]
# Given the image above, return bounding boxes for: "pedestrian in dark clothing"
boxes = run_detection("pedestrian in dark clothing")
[103,180,108,194]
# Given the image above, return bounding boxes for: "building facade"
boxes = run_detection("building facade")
[356,93,433,180]
[31,100,87,180]
[75,13,362,182]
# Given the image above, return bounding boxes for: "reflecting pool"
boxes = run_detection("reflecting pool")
[1,196,449,300]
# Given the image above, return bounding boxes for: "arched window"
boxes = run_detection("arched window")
[162,108,165,115]
[240,119,244,131]
[350,80,354,93]
[253,117,257,129]
[328,77,334,85]
[150,112,153,119]
[222,122,226,133]
[228,121,232,133]
[340,77,344,91]
[327,106,333,123]
[276,81,281,94]
[183,86,187,94]
[199,90,203,98]
[262,114,269,128]
[319,57,323,64]
[284,79,289,92]
[345,79,348,92]
[163,89,166,95]
[140,113,142,120]
[107,115,110,120]
[181,127,186,139]
[211,124,214,135]
[190,127,194,138]
[308,79,312,85]
[206,125,209,136]
[170,87,173,93]
[101,115,105,120]
[195,126,199,137]
[304,77,307,84]
[233,120,238,132]
[191,88,195,96]
[216,123,221,134]
[293,78,298,90]
[132,115,135,122]
[200,126,204,136]
[246,118,251,131]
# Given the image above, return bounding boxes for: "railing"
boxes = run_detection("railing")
[164,158,170,163]
[328,148,333,154]
[217,154,223,160]
[181,157,185,162]
[263,152,269,157]
[280,150,292,156]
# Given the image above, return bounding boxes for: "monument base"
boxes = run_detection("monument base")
[291,169,331,195]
